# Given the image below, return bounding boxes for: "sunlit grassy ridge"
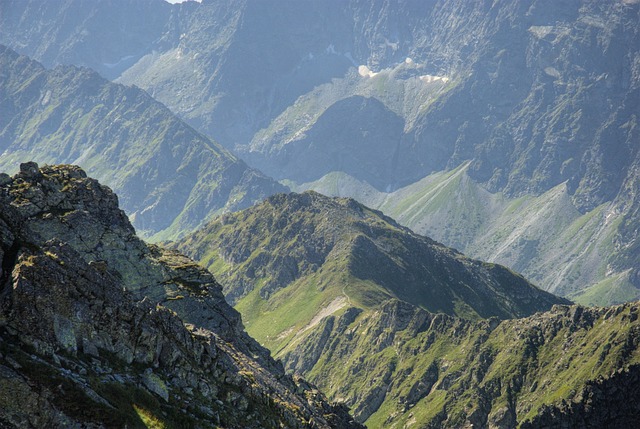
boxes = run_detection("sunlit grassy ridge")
[176,190,565,327]
[296,300,640,427]
[292,162,640,305]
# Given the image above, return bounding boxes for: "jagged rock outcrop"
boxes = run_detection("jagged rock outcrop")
[520,365,640,429]
[0,162,362,428]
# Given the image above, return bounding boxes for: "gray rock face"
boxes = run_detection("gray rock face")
[0,0,171,80]
[5,0,635,208]
[0,163,362,428]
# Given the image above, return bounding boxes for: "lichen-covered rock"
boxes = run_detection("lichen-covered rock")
[0,163,362,428]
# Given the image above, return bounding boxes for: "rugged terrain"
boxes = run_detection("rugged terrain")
[253,0,640,303]
[0,45,286,241]
[292,299,640,427]
[1,0,638,303]
[0,162,360,428]
[2,1,640,427]
[296,162,638,306]
[176,191,567,322]
[176,191,640,427]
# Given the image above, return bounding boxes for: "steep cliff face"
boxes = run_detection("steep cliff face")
[0,163,361,428]
[0,0,172,80]
[462,1,640,208]
[0,45,287,240]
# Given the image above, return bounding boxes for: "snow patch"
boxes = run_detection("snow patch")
[358,65,378,78]
[544,67,561,79]
[356,58,449,83]
[528,25,554,39]
[103,55,134,69]
[419,75,449,83]
[41,90,51,106]
[383,37,399,51]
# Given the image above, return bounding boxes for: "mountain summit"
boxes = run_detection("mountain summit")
[177,190,568,322]
[175,191,640,427]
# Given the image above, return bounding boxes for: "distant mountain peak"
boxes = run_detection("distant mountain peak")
[0,46,287,240]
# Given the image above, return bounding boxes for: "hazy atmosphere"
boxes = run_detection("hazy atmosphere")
[1,1,639,427]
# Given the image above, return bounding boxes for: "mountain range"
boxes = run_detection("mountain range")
[3,164,640,428]
[0,45,286,241]
[1,0,639,303]
[172,190,640,427]
[174,190,568,337]
[0,162,361,428]
[1,1,640,427]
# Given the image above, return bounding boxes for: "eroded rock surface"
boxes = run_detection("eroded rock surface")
[0,162,362,428]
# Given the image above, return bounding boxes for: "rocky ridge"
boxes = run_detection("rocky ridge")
[175,192,640,428]
[283,299,640,427]
[0,162,361,428]
[174,190,569,425]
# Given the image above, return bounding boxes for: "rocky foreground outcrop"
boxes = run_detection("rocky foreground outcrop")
[0,162,362,428]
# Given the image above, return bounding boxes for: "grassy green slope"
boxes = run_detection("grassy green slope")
[292,163,639,305]
[174,190,640,427]
[293,299,640,427]
[175,191,567,351]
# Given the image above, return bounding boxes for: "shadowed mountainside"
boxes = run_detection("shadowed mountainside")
[0,45,287,241]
